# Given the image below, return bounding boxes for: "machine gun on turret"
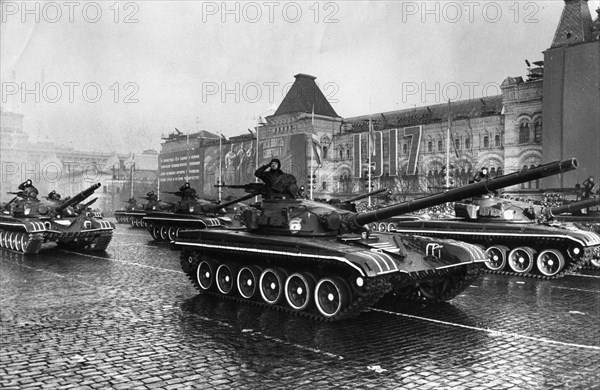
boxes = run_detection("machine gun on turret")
[55,183,101,214]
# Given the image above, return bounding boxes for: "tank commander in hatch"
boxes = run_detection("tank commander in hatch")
[255,158,299,199]
[175,182,197,201]
[47,190,61,201]
[582,176,597,199]
[470,167,490,183]
[18,179,39,200]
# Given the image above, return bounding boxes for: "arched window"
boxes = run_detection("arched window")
[483,136,489,148]
[495,134,501,147]
[465,137,470,150]
[346,150,350,159]
[497,167,503,176]
[455,138,460,150]
[339,149,343,159]
[438,140,443,152]
[534,120,542,143]
[519,122,530,144]
[427,141,432,153]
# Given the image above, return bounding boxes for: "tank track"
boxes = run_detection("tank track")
[0,230,44,254]
[56,230,113,251]
[180,249,394,322]
[483,246,595,279]
[391,263,482,303]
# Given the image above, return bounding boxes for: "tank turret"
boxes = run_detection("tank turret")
[233,159,578,237]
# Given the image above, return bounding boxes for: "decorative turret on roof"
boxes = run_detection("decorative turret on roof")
[551,0,594,48]
[273,74,339,118]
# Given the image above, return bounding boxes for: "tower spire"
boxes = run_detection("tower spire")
[551,0,594,48]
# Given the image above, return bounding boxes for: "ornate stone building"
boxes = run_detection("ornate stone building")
[156,0,598,200]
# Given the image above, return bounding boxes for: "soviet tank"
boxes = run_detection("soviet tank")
[143,190,256,242]
[171,159,577,321]
[114,197,144,224]
[50,184,115,251]
[124,192,175,228]
[0,183,114,253]
[385,162,599,278]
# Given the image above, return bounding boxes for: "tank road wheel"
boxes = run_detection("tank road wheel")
[536,250,566,277]
[314,277,350,319]
[387,222,397,232]
[196,260,217,290]
[0,232,4,248]
[237,266,262,299]
[7,232,14,250]
[151,226,161,240]
[508,247,536,274]
[159,226,169,241]
[285,272,317,311]
[485,245,508,271]
[167,227,179,242]
[259,268,288,305]
[377,222,387,232]
[216,263,238,295]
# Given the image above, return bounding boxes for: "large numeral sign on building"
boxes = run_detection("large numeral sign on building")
[353,126,422,178]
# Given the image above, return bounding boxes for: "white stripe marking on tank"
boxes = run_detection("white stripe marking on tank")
[371,308,600,351]
[357,252,384,273]
[174,242,368,276]
[551,286,600,294]
[391,229,596,247]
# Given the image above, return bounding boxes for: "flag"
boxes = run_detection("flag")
[311,133,322,166]
[368,116,375,156]
[447,100,460,158]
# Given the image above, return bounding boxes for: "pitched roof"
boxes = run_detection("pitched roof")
[274,74,339,118]
[551,0,594,48]
[344,95,503,132]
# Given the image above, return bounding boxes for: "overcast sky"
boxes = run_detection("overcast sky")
[2,0,597,154]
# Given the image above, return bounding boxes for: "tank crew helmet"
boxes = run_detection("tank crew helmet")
[147,191,155,196]
[184,182,190,188]
[481,167,488,174]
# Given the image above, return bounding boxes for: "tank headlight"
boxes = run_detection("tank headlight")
[356,277,364,287]
[573,247,581,255]
[189,207,194,213]
[503,210,515,220]
[289,218,302,233]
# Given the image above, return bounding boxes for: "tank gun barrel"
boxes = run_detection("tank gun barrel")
[549,197,600,216]
[346,188,387,203]
[352,158,578,227]
[55,183,101,212]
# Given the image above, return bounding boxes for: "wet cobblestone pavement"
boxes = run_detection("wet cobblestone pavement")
[1,222,599,389]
